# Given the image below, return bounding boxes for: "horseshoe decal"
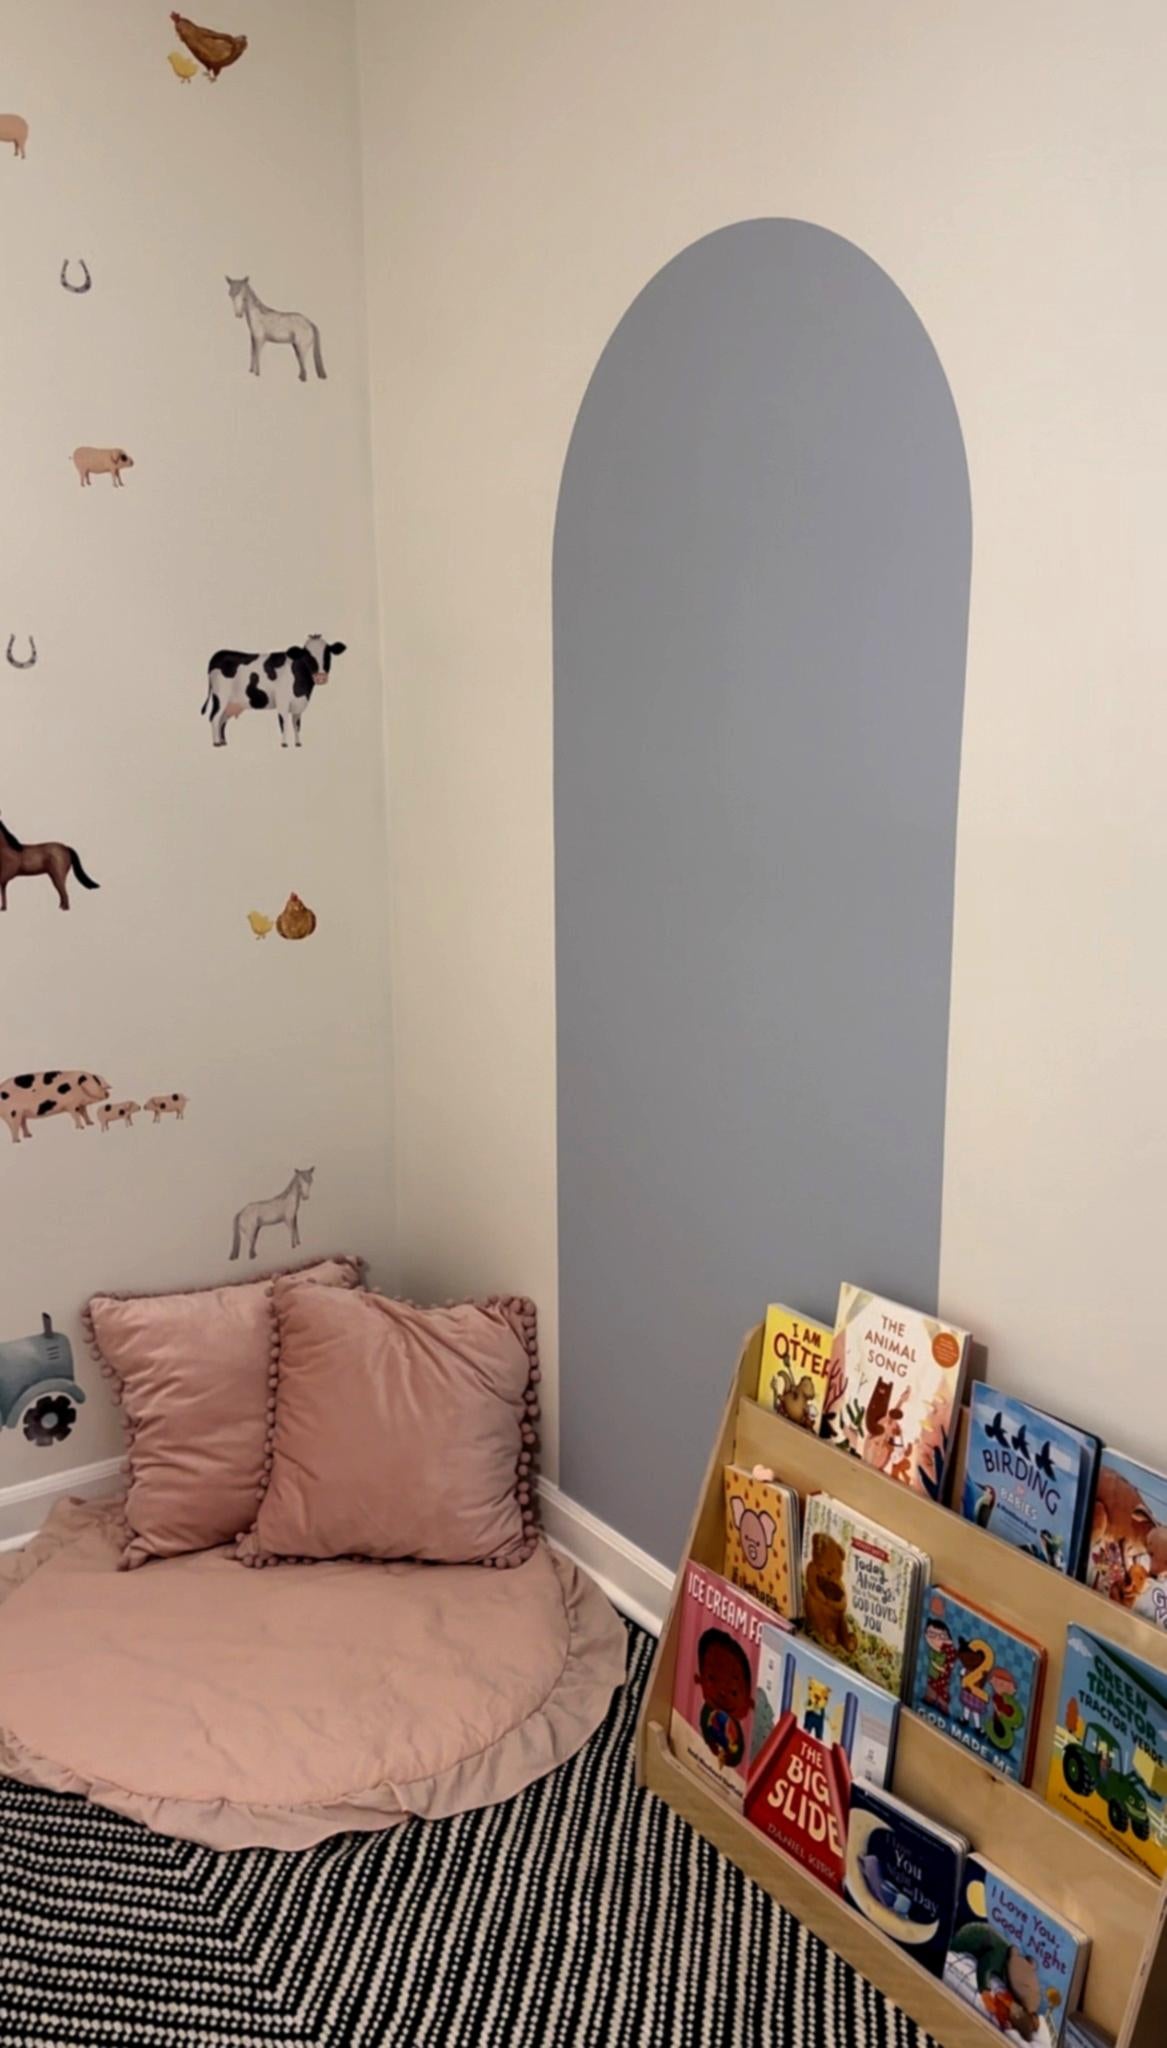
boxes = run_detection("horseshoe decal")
[60,258,92,295]
[6,636,37,670]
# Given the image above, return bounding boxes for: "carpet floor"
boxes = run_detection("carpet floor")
[0,1619,927,2048]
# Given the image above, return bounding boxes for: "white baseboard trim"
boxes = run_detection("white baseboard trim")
[0,1455,126,1549]
[539,1479,674,1635]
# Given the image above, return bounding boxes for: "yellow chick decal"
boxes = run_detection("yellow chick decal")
[168,49,200,83]
[247,910,274,940]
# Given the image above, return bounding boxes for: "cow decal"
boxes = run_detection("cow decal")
[201,635,347,748]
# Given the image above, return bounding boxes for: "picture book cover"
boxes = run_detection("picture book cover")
[962,1387,1099,1577]
[1045,1624,1167,1879]
[723,1464,801,1618]
[757,1304,833,1434]
[832,1284,970,1500]
[911,1586,1046,1785]
[743,1625,899,1895]
[943,1855,1090,2047]
[844,1781,967,1979]
[800,1493,925,1699]
[1086,1448,1167,1633]
[669,1561,778,1805]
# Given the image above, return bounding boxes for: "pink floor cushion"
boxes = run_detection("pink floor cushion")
[0,1499,626,1851]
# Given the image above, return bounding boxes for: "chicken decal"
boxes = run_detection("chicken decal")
[169,14,248,81]
[247,894,317,941]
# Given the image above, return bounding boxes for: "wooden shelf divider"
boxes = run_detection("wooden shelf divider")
[635,1325,1167,2048]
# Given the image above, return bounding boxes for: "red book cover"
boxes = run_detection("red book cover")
[743,1713,852,1893]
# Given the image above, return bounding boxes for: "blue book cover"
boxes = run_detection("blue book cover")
[962,1387,1097,1576]
[911,1587,1045,1784]
[844,1781,966,1978]
[943,1855,1089,2046]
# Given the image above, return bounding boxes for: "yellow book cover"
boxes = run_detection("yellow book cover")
[723,1464,801,1619]
[757,1304,833,1434]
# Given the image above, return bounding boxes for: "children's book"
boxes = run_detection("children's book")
[1045,1624,1167,1879]
[723,1464,801,1619]
[1086,1447,1167,1633]
[832,1284,970,1500]
[800,1493,926,1700]
[911,1586,1046,1785]
[757,1304,833,1434]
[669,1561,786,1806]
[943,1855,1090,2047]
[844,1781,967,1979]
[962,1386,1100,1577]
[743,1625,899,1895]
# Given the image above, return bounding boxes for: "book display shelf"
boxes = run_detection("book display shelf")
[636,1325,1167,2048]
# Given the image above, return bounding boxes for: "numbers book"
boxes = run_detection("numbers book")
[800,1494,926,1699]
[911,1586,1046,1785]
[668,1561,788,1807]
[844,1781,968,1978]
[723,1465,801,1619]
[1045,1624,1167,1879]
[757,1305,833,1434]
[943,1855,1090,2047]
[1086,1447,1167,1633]
[832,1284,971,1500]
[962,1387,1100,1577]
[742,1625,899,1895]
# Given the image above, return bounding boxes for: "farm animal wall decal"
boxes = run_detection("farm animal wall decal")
[0,1073,189,1144]
[230,1166,315,1260]
[0,114,28,159]
[5,637,36,670]
[171,14,249,81]
[168,50,200,83]
[72,446,134,489]
[202,636,347,747]
[60,259,92,294]
[248,893,317,940]
[0,818,99,911]
[0,1316,86,1449]
[226,277,327,382]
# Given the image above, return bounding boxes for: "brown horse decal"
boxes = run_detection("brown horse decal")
[0,818,100,910]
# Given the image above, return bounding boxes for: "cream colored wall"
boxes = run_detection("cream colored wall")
[358,0,1167,1504]
[0,1,394,1492]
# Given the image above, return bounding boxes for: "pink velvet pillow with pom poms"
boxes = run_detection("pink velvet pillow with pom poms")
[235,1282,540,1569]
[84,1258,364,1569]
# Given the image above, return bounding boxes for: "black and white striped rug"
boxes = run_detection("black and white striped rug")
[0,1621,926,2048]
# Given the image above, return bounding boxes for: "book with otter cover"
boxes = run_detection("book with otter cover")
[723,1465,801,1619]
[743,1625,898,1895]
[943,1856,1089,2046]
[834,1284,971,1501]
[800,1493,927,1699]
[757,1305,833,1435]
[668,1562,784,1807]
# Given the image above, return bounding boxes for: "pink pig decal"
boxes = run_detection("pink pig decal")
[730,1495,777,1570]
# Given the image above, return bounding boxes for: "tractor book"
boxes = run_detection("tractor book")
[1045,1624,1167,1879]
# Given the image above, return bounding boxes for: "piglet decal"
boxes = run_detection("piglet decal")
[72,447,134,489]
[730,1493,777,1572]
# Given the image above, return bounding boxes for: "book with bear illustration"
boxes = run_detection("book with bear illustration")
[723,1464,801,1618]
[832,1284,971,1500]
[844,1781,967,1978]
[668,1561,789,1807]
[1086,1447,1167,1633]
[911,1586,1046,1785]
[1045,1624,1167,1879]
[962,1386,1100,1577]
[742,1625,899,1894]
[757,1304,834,1435]
[799,1492,927,1699]
[943,1855,1090,2046]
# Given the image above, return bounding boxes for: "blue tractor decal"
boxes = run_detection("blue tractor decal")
[0,1314,86,1448]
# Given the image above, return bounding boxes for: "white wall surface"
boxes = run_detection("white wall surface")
[0,1,394,1492]
[357,0,1167,1512]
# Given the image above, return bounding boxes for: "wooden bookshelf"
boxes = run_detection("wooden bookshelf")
[636,1325,1167,2048]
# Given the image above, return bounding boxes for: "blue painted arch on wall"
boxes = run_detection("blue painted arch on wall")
[553,218,972,1562]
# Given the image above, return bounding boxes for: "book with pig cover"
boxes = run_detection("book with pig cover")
[723,1464,801,1619]
[742,1626,899,1895]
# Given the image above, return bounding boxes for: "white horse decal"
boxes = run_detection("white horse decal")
[226,277,326,382]
[229,1166,315,1260]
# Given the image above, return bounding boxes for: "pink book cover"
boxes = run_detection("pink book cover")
[668,1560,786,1806]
